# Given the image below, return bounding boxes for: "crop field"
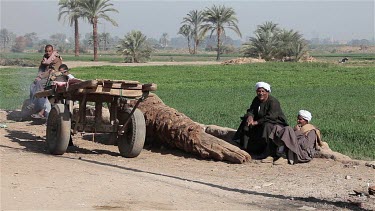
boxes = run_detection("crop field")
[0,62,374,160]
[0,52,239,64]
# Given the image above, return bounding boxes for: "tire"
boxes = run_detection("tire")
[117,108,146,158]
[46,104,71,155]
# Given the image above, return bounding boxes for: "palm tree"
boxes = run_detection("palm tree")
[201,5,241,60]
[286,30,308,61]
[116,30,152,63]
[58,0,82,57]
[99,32,110,50]
[242,22,308,61]
[79,0,118,61]
[159,33,169,48]
[182,10,204,54]
[242,21,280,61]
[0,28,11,50]
[178,24,192,54]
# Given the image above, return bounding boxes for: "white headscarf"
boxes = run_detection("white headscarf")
[255,82,271,92]
[298,110,312,122]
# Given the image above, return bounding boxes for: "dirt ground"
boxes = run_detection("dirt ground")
[1,109,374,211]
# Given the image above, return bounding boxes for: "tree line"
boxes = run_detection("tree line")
[1,0,334,62]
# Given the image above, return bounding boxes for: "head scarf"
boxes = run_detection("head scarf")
[255,82,271,92]
[298,110,312,122]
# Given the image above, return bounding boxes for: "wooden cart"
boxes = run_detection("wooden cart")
[35,79,157,158]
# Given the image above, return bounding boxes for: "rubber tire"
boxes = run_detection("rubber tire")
[117,108,146,158]
[46,104,71,155]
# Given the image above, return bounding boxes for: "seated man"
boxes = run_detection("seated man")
[269,110,323,165]
[29,66,55,119]
[233,82,289,160]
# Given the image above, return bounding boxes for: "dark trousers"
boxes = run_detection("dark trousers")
[233,120,277,156]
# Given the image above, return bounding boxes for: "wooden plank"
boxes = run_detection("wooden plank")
[66,80,98,92]
[76,86,143,97]
[102,83,142,90]
[34,89,54,98]
[97,79,140,85]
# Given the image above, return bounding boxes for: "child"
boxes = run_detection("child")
[57,64,75,81]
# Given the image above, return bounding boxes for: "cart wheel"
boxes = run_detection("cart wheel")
[117,108,146,158]
[46,104,71,155]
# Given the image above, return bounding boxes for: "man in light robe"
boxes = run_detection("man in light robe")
[269,110,323,165]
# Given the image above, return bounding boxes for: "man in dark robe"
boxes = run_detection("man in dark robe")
[233,82,288,160]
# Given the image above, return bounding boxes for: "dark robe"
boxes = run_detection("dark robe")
[234,95,288,154]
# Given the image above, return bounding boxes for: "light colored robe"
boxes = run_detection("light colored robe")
[269,124,322,163]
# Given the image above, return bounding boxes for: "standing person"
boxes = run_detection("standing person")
[232,82,289,161]
[269,110,323,165]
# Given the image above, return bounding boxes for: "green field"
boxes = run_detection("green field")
[0,52,239,64]
[0,62,374,160]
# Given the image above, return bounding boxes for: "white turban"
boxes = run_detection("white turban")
[255,82,271,92]
[298,110,312,122]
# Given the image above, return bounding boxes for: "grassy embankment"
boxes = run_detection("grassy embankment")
[0,62,374,160]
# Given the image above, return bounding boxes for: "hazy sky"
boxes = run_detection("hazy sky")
[1,0,374,42]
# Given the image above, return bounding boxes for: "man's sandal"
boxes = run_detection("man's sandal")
[31,113,46,120]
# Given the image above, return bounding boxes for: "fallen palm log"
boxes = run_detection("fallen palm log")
[130,94,251,164]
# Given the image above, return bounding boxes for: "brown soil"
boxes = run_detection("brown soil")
[1,109,374,210]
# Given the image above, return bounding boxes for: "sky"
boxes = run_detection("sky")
[0,0,374,42]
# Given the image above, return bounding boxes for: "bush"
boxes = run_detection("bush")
[0,58,37,67]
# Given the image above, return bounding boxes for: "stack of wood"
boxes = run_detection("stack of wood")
[221,57,266,65]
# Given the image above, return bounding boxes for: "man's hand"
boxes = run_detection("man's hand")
[246,116,254,126]
[294,124,302,131]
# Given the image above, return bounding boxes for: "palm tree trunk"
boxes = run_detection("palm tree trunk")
[74,19,79,57]
[104,35,107,51]
[216,29,221,61]
[187,37,192,54]
[131,94,251,163]
[193,40,197,54]
[196,40,200,54]
[93,18,98,61]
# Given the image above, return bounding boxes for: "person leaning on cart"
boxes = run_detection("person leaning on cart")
[28,44,63,119]
[30,64,76,119]
[232,82,289,162]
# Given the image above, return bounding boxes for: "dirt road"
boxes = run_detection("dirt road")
[1,110,374,210]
